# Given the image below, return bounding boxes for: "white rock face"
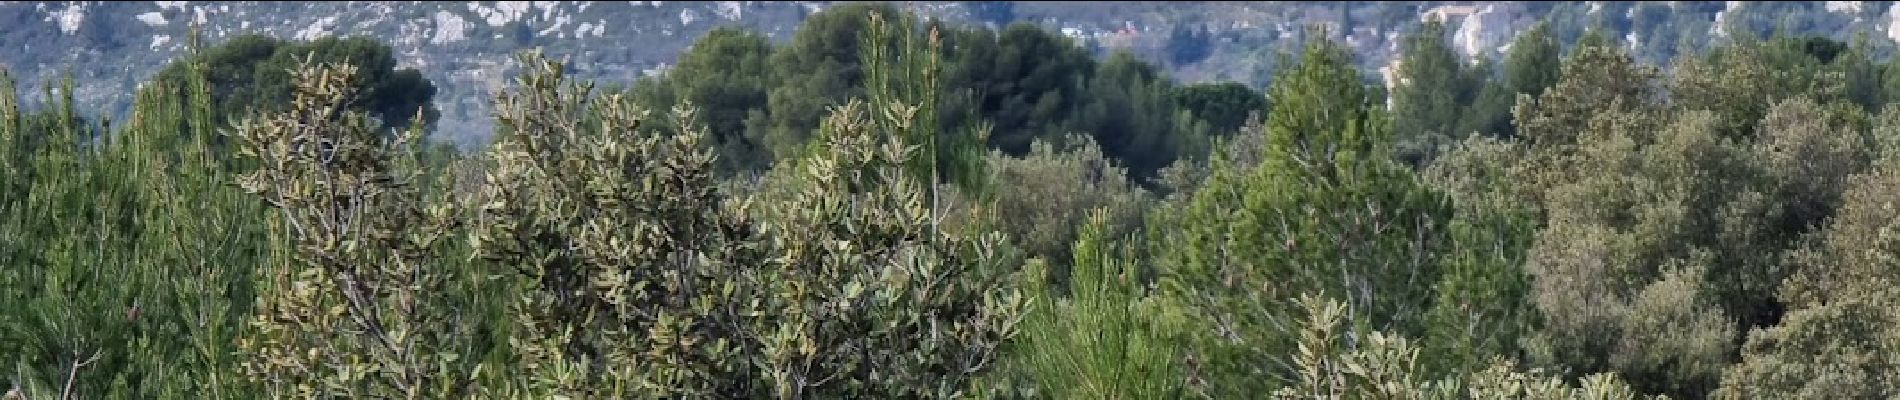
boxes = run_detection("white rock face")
[1452,4,1507,58]
[295,16,339,41]
[531,2,553,21]
[1712,1,1742,37]
[538,14,571,37]
[155,1,188,11]
[571,20,606,39]
[49,3,86,35]
[1826,1,1863,14]
[136,11,168,26]
[715,1,742,21]
[395,19,427,46]
[1888,3,1900,43]
[432,10,468,44]
[150,35,170,51]
[472,1,533,27]
[679,8,699,25]
[1415,4,1516,59]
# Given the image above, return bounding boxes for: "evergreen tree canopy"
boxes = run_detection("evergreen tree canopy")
[152,34,438,132]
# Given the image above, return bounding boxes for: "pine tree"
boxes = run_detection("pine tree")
[1392,17,1476,166]
[1151,35,1457,396]
[0,26,274,398]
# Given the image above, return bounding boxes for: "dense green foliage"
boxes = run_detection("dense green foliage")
[151,34,440,131]
[15,5,1900,399]
[1391,18,1483,166]
[1170,81,1270,135]
[631,3,1258,182]
[231,58,478,398]
[0,43,275,398]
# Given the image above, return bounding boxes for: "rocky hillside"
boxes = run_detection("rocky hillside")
[2,1,1894,147]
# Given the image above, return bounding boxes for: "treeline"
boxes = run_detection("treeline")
[626,3,1266,182]
[7,3,1900,399]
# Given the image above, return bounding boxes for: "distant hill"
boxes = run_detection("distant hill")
[3,1,1894,147]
